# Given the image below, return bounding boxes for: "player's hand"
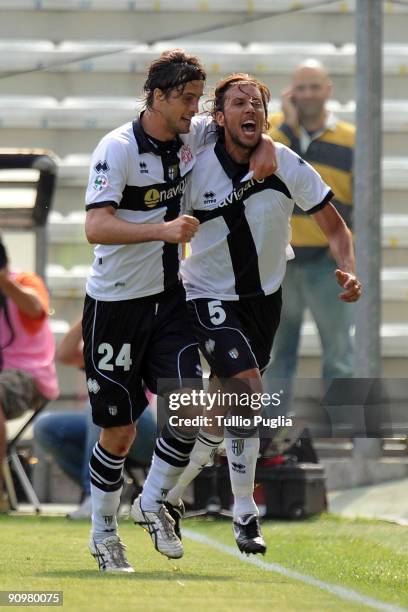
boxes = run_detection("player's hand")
[335,269,363,302]
[161,215,199,243]
[249,134,277,179]
[281,87,298,130]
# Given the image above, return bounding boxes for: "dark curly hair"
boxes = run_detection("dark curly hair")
[143,48,206,109]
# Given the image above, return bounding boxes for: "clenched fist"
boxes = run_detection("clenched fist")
[161,215,200,244]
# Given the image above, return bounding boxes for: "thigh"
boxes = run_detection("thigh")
[188,298,261,378]
[34,411,86,446]
[143,287,202,395]
[82,295,149,427]
[241,290,283,374]
[0,370,45,420]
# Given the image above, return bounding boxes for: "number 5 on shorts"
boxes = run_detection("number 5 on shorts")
[208,300,226,325]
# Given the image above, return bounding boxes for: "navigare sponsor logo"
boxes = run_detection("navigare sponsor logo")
[144,176,188,207]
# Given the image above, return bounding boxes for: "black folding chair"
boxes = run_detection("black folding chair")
[3,404,47,513]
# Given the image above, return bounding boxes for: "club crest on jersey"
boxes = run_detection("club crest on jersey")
[180,144,193,165]
[167,164,179,181]
[108,406,118,416]
[228,347,239,359]
[94,160,110,174]
[93,175,109,191]
[231,439,244,456]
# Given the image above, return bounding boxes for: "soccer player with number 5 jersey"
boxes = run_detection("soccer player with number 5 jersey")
[165,73,362,555]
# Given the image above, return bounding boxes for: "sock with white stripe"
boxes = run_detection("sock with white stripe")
[225,435,260,520]
[89,442,125,542]
[166,430,223,505]
[140,423,196,512]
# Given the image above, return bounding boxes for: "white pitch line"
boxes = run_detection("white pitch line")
[183,529,407,612]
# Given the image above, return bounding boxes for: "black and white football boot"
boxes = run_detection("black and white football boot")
[232,514,267,555]
[164,499,185,541]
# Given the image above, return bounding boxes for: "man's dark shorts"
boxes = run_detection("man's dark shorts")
[188,289,282,378]
[83,284,202,428]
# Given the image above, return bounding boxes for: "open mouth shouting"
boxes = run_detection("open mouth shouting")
[240,119,258,139]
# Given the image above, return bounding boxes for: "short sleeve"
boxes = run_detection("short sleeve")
[85,135,129,210]
[182,115,217,151]
[276,144,333,214]
[15,272,49,334]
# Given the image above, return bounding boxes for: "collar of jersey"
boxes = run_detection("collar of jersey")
[132,115,183,155]
[214,139,250,181]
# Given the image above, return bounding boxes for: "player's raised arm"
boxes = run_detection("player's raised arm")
[312,203,362,302]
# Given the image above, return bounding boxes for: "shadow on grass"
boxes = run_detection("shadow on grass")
[37,570,233,581]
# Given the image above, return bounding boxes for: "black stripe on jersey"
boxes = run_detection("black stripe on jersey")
[162,204,180,291]
[161,151,183,290]
[293,192,352,225]
[278,123,302,154]
[193,173,291,224]
[120,177,188,212]
[222,201,264,297]
[305,140,353,174]
[86,200,118,212]
[306,189,334,215]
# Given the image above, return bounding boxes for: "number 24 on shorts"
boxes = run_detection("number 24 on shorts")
[97,343,132,371]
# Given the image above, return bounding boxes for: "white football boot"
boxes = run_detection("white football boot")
[89,535,135,572]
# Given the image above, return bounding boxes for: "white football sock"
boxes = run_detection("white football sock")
[166,431,223,505]
[225,436,260,520]
[89,443,125,542]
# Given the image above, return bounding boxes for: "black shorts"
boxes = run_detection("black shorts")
[188,289,282,378]
[83,285,202,428]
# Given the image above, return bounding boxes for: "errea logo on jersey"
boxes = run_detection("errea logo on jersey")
[94,160,110,174]
[144,177,188,208]
[87,378,100,394]
[204,191,216,205]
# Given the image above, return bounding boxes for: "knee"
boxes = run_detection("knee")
[33,413,57,447]
[100,424,137,456]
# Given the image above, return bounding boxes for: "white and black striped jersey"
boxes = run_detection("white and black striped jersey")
[85,115,212,301]
[181,141,333,301]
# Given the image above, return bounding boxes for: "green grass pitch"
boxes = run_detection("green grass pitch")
[0,514,407,611]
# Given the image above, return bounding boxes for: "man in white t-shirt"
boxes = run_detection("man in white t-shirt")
[166,73,362,555]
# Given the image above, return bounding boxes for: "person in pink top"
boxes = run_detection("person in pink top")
[0,238,59,512]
